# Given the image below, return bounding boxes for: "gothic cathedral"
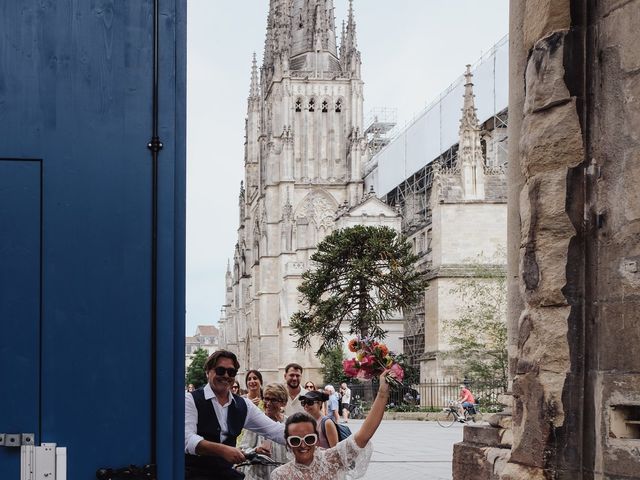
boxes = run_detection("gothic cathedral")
[219,0,374,382]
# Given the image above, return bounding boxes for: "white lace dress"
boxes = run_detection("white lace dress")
[269,436,373,480]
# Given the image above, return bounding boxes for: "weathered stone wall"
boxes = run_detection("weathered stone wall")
[454,1,640,479]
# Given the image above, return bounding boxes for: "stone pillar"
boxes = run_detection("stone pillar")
[455,1,640,479]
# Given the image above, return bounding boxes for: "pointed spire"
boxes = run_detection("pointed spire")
[340,0,360,75]
[460,65,480,131]
[457,65,485,200]
[249,52,259,99]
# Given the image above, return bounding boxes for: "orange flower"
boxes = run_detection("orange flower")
[348,338,359,352]
[377,343,389,357]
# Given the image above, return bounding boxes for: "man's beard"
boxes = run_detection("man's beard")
[287,379,299,390]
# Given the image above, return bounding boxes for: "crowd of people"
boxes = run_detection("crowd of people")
[184,349,390,480]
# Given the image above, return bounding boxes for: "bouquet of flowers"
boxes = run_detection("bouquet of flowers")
[342,337,405,386]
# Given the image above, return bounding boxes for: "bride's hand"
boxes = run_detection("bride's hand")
[378,369,393,394]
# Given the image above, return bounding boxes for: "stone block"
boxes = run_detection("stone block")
[519,100,584,178]
[463,424,511,448]
[452,442,494,480]
[523,0,571,50]
[488,412,512,430]
[517,307,570,376]
[498,462,547,480]
[524,31,571,115]
[601,0,640,72]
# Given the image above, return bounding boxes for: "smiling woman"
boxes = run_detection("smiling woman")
[270,370,394,480]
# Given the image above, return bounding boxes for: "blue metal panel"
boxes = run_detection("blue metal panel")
[0,1,185,478]
[0,160,42,478]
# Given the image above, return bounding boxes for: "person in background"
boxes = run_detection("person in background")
[457,383,476,422]
[270,370,394,480]
[238,383,289,480]
[244,370,264,410]
[231,380,241,396]
[284,363,307,415]
[304,381,316,391]
[339,383,351,423]
[300,390,338,448]
[184,350,285,480]
[187,383,195,393]
[324,385,340,424]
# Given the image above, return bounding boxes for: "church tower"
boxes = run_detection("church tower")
[220,0,367,382]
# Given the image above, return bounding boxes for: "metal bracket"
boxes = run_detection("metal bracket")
[0,433,35,447]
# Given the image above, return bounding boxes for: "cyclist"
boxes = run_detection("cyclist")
[457,384,475,422]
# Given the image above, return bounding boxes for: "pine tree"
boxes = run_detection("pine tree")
[291,225,426,355]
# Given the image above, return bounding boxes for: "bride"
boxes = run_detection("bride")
[270,370,392,480]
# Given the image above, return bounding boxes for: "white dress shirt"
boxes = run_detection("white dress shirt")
[284,387,308,416]
[185,383,285,455]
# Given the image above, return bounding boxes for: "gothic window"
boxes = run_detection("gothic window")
[321,100,328,112]
[308,98,315,112]
[335,98,342,113]
[295,98,302,112]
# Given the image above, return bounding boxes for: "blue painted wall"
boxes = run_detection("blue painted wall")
[0,1,185,478]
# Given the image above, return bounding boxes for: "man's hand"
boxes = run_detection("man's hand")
[255,441,272,456]
[221,445,246,464]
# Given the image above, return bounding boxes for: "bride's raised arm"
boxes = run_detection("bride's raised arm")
[353,370,391,448]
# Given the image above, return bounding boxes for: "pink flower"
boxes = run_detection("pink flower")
[389,363,405,382]
[342,358,359,378]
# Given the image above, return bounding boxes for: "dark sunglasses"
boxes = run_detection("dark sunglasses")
[263,397,282,403]
[300,399,319,406]
[214,366,238,377]
[287,433,318,448]
[304,384,315,389]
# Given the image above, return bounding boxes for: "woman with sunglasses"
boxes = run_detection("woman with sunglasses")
[299,391,338,448]
[238,383,288,479]
[270,370,393,480]
[303,381,316,391]
[231,380,241,395]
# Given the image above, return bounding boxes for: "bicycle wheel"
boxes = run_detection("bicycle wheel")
[437,410,456,428]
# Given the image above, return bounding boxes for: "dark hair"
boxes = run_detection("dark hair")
[284,412,317,440]
[285,363,303,374]
[245,369,264,398]
[304,381,316,390]
[204,350,240,372]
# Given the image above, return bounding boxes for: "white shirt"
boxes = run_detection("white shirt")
[185,383,285,455]
[284,387,308,416]
[341,387,351,404]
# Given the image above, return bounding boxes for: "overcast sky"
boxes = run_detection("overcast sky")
[186,1,509,335]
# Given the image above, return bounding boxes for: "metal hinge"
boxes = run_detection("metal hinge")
[0,433,35,447]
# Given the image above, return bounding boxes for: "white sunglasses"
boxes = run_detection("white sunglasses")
[287,433,318,448]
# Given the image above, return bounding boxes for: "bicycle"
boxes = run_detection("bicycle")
[436,400,478,428]
[348,395,366,420]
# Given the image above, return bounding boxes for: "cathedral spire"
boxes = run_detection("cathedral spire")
[460,65,480,132]
[249,52,259,99]
[457,65,485,200]
[340,0,361,76]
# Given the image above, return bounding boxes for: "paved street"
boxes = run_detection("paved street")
[347,420,463,480]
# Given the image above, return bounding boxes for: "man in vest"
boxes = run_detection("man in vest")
[185,350,285,479]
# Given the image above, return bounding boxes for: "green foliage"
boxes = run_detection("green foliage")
[291,225,426,355]
[444,256,508,390]
[320,346,349,386]
[185,348,209,388]
[394,353,420,385]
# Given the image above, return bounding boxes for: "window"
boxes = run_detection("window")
[321,100,328,112]
[295,98,302,112]
[308,98,315,112]
[335,99,342,113]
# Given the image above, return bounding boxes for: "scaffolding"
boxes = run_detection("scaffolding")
[364,107,397,156]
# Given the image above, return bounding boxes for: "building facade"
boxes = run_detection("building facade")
[364,51,509,380]
[219,0,402,383]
